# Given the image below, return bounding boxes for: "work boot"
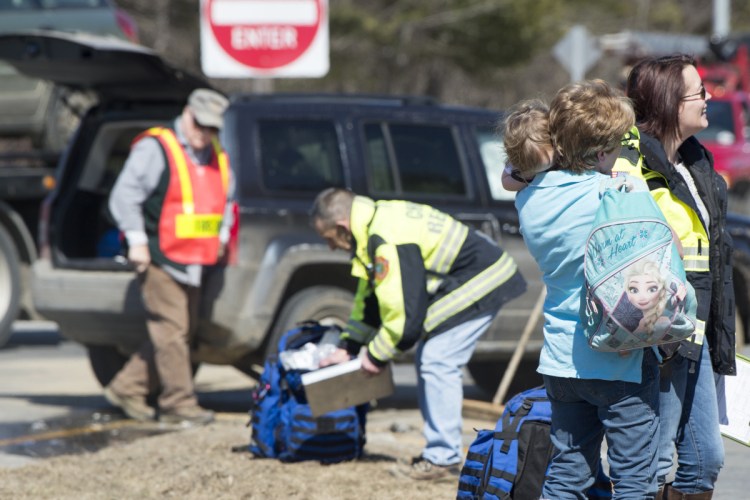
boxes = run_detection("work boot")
[665,484,713,500]
[159,406,215,426]
[391,456,460,481]
[103,386,155,421]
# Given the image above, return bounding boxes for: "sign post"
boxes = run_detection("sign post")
[552,25,601,82]
[200,0,329,78]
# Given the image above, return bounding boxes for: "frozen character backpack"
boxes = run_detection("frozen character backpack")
[583,176,698,352]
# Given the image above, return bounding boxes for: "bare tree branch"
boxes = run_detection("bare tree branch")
[407,0,508,30]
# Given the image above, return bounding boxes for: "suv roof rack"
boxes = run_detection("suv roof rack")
[231,92,438,107]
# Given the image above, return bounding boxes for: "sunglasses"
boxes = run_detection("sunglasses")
[681,85,706,101]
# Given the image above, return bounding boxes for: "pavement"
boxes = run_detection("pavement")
[0,321,747,497]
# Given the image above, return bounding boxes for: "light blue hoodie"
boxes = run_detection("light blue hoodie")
[515,169,644,383]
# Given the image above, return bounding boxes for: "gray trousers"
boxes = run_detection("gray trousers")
[109,264,200,411]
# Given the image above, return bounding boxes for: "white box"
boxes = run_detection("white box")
[301,359,395,417]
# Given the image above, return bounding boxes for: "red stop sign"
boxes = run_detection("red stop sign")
[205,0,323,70]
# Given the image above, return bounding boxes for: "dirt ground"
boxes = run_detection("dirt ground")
[0,408,493,500]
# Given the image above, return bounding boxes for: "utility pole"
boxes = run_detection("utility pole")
[713,0,730,39]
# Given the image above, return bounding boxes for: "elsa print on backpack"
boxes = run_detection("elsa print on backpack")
[607,258,688,339]
[583,175,698,352]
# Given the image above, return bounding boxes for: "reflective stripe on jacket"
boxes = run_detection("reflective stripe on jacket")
[135,127,229,266]
[342,196,526,365]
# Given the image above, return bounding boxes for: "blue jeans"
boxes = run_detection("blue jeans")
[416,313,493,466]
[542,349,660,499]
[658,342,724,492]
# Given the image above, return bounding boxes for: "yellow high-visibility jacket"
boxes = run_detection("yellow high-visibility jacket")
[341,196,526,366]
[613,128,736,375]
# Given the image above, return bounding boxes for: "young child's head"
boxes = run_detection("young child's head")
[549,79,635,174]
[502,99,553,179]
[625,259,668,332]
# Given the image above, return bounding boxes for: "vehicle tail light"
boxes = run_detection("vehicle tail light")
[226,201,239,265]
[115,8,139,43]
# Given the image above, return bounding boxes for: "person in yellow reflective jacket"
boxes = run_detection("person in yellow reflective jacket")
[311,188,526,481]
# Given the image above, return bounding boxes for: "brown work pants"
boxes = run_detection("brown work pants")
[109,264,200,412]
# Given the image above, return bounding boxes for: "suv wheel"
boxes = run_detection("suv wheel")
[0,225,21,348]
[265,286,353,357]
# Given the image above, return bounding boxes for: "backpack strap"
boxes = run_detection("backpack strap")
[496,399,535,453]
[485,483,513,499]
[490,397,552,498]
[291,413,358,434]
[458,437,494,496]
[466,398,535,497]
[456,482,482,496]
[464,451,486,464]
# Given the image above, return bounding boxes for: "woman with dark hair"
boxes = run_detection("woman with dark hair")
[626,54,736,500]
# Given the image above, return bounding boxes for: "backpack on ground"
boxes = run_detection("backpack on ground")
[457,386,612,500]
[458,386,553,500]
[583,177,698,352]
[248,321,366,463]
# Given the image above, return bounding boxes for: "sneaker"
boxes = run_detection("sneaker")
[103,386,155,422]
[393,456,461,481]
[159,406,215,426]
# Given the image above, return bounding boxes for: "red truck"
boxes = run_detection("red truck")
[695,89,750,195]
[697,40,750,198]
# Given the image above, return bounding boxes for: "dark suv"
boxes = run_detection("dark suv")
[1,32,748,395]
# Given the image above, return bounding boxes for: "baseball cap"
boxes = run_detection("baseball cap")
[188,88,229,129]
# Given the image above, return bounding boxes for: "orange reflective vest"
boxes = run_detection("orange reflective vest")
[135,127,229,265]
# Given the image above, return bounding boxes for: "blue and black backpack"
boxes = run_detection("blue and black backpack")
[248,321,367,463]
[457,386,612,500]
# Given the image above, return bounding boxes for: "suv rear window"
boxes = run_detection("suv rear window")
[474,126,516,202]
[364,122,467,196]
[259,119,344,192]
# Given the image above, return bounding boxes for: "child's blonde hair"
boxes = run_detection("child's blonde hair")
[502,99,552,178]
[549,79,635,173]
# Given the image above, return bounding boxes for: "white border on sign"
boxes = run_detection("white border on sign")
[200,0,329,78]
[211,0,318,25]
